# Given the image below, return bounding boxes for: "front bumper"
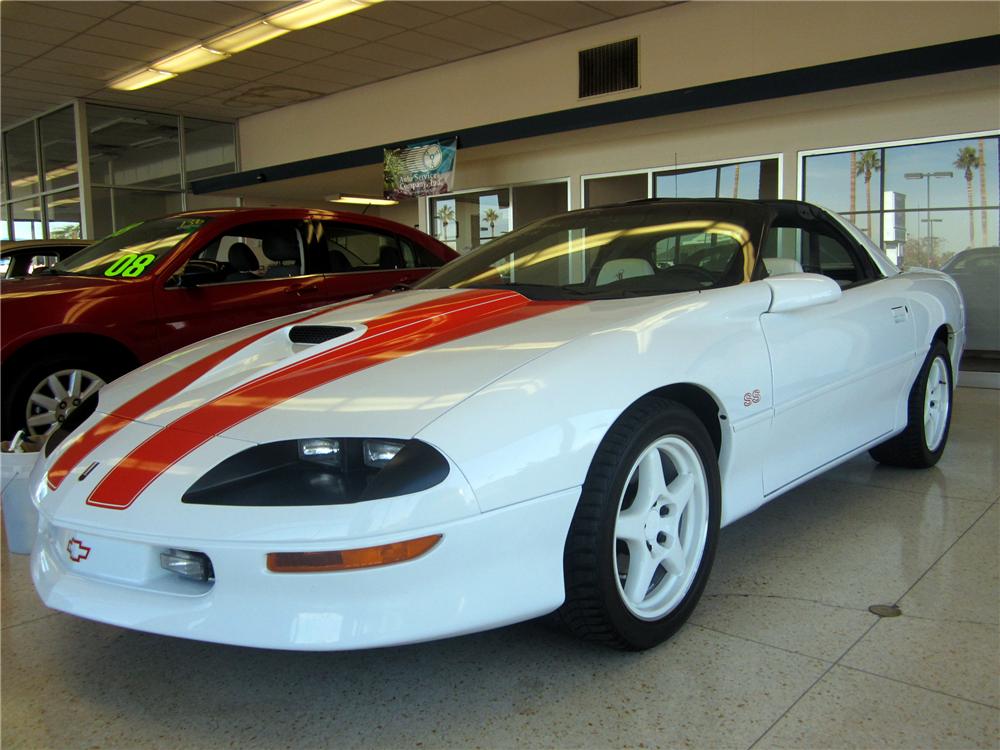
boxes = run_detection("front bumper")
[31,486,580,650]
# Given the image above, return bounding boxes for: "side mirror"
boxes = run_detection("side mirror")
[765,273,842,313]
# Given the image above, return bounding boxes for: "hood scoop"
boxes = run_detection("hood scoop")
[288,325,355,346]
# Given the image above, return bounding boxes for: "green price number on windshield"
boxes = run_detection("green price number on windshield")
[104,253,156,278]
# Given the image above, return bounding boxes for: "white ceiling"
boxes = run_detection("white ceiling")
[1,0,668,130]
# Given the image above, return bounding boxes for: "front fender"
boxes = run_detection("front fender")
[417,283,774,523]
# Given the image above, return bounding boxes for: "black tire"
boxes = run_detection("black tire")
[2,349,127,440]
[869,339,953,468]
[558,396,721,651]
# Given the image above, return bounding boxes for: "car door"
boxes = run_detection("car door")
[312,222,441,301]
[153,220,325,355]
[759,217,918,495]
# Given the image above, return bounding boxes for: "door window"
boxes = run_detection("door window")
[321,224,440,272]
[763,225,869,288]
[191,222,306,283]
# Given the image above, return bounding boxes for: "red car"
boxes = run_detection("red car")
[1,207,456,438]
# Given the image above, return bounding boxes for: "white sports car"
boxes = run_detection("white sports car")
[21,199,963,651]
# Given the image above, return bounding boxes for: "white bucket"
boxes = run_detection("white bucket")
[1,434,43,555]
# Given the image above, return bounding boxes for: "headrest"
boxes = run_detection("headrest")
[596,258,654,286]
[763,257,804,276]
[228,242,259,272]
[378,243,403,269]
[263,232,298,262]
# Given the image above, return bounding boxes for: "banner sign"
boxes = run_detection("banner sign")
[383,137,457,200]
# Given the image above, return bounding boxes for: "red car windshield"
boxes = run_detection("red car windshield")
[52,216,212,278]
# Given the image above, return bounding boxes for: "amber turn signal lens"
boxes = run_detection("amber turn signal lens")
[266,534,441,573]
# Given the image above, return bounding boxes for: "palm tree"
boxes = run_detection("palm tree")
[855,150,881,236]
[978,138,989,244]
[482,207,500,237]
[954,146,980,247]
[732,163,740,198]
[435,204,456,241]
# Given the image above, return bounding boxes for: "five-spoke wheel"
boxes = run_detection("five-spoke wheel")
[870,338,953,468]
[559,396,720,650]
[613,436,709,620]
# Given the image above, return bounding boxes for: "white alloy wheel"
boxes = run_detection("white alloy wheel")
[613,435,709,620]
[25,368,104,438]
[923,355,950,452]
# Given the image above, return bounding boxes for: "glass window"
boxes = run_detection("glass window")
[511,182,568,228]
[46,191,82,239]
[883,138,998,211]
[39,107,78,192]
[90,187,184,238]
[429,189,511,254]
[55,215,212,277]
[1,204,8,241]
[803,136,1000,268]
[763,225,864,288]
[184,118,236,182]
[5,122,39,200]
[321,224,420,271]
[584,173,646,208]
[194,222,304,280]
[11,197,43,240]
[87,104,181,190]
[654,159,779,200]
[185,192,240,211]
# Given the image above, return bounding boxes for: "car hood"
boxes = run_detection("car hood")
[88,287,603,438]
[37,285,748,538]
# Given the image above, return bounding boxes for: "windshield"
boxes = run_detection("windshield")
[52,216,212,278]
[414,202,766,299]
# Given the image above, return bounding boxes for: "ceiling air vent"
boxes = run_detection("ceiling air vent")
[579,38,639,98]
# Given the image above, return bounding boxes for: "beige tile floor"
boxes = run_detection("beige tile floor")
[2,387,998,749]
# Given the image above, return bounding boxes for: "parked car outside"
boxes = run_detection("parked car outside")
[17,199,963,651]
[0,207,456,438]
[941,246,999,352]
[1,239,90,280]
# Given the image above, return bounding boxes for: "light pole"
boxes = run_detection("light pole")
[905,171,953,252]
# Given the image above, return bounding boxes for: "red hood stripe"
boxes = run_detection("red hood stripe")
[45,295,374,491]
[86,290,578,510]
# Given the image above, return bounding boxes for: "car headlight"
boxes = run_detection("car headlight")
[182,438,449,506]
[44,393,99,457]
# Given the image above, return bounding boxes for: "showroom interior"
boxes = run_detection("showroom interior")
[1,1,998,748]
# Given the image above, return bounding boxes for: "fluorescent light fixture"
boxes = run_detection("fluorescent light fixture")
[326,193,399,206]
[9,164,78,189]
[208,21,289,53]
[156,45,230,74]
[106,0,377,93]
[24,198,80,213]
[268,0,374,30]
[109,68,176,91]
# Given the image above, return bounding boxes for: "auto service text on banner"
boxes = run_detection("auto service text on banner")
[383,138,457,200]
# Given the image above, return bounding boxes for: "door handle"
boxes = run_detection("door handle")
[286,284,319,296]
[891,305,909,323]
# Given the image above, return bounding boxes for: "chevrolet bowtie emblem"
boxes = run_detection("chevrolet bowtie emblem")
[67,537,91,563]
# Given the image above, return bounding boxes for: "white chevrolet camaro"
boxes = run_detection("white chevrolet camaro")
[22,199,963,651]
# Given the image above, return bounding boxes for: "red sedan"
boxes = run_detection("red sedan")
[1,207,456,438]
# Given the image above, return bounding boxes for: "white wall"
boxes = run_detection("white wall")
[238,1,999,172]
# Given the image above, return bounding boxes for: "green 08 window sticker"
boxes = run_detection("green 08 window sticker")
[104,253,157,278]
